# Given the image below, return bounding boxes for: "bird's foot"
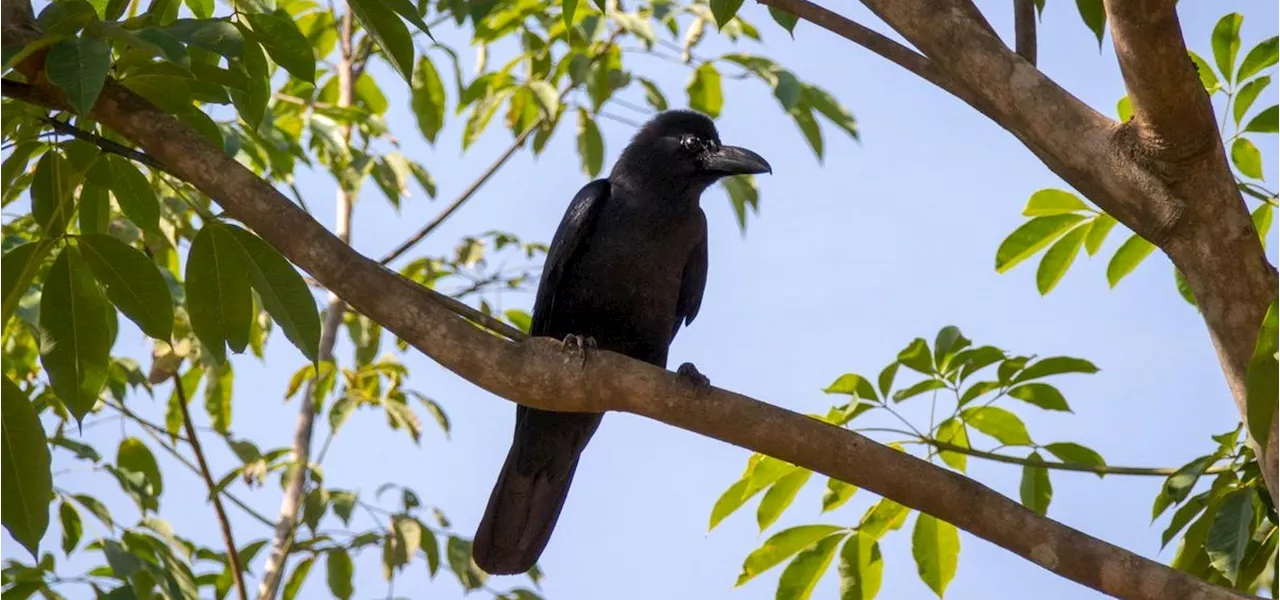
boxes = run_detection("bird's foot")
[677,362,711,388]
[561,334,597,369]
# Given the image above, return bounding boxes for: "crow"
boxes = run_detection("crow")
[471,109,772,575]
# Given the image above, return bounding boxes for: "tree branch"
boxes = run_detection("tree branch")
[925,439,1233,477]
[1103,0,1217,155]
[256,8,356,598]
[37,116,167,171]
[174,371,249,600]
[1,74,1250,600]
[1013,0,1037,65]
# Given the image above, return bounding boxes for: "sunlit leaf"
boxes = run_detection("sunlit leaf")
[246,12,315,83]
[1106,233,1156,287]
[1036,223,1088,294]
[1211,13,1243,84]
[961,406,1032,446]
[1019,451,1053,515]
[1023,189,1089,217]
[687,63,723,118]
[348,0,414,81]
[1206,489,1253,584]
[186,223,253,364]
[757,467,811,531]
[1008,383,1071,411]
[1237,36,1279,82]
[77,234,174,341]
[838,532,882,600]
[40,247,114,422]
[735,525,844,586]
[1,379,53,558]
[576,108,604,177]
[776,532,843,600]
[996,214,1087,273]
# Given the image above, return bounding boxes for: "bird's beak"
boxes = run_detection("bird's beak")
[703,145,772,176]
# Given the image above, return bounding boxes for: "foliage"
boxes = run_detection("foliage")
[0,0,856,597]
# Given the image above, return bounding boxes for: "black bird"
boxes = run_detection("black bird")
[471,110,772,574]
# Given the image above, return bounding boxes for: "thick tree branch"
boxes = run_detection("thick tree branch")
[0,75,1249,600]
[1013,0,1037,65]
[1104,1,1216,155]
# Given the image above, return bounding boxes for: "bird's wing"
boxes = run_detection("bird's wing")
[530,179,611,336]
[672,233,708,341]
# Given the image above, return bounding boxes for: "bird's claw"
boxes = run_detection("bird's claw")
[561,334,597,369]
[677,362,711,388]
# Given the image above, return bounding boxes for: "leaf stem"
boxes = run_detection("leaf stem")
[924,438,1233,477]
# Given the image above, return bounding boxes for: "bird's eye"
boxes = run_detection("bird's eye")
[681,135,705,153]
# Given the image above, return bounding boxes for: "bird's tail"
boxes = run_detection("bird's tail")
[472,410,600,575]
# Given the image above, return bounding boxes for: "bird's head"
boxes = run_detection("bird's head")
[611,110,772,196]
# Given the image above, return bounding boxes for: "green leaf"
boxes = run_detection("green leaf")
[1189,51,1222,94]
[576,108,604,177]
[1035,223,1088,294]
[1019,451,1053,515]
[221,225,320,362]
[769,7,799,36]
[166,19,244,58]
[735,525,844,586]
[1206,489,1253,584]
[935,418,969,472]
[776,533,843,600]
[1,379,54,558]
[561,0,577,30]
[722,174,760,233]
[1237,36,1279,82]
[1245,302,1278,448]
[757,467,811,531]
[638,77,668,111]
[1231,137,1264,179]
[527,80,560,120]
[1074,0,1105,46]
[954,346,1006,382]
[1007,383,1071,411]
[348,0,414,81]
[116,437,163,504]
[823,374,877,401]
[1233,77,1271,125]
[1244,105,1278,133]
[283,556,314,600]
[31,152,76,237]
[958,380,999,406]
[1106,233,1156,287]
[446,536,487,589]
[838,532,883,600]
[1116,95,1132,121]
[107,156,161,234]
[1022,189,1089,217]
[204,362,232,433]
[2,241,52,325]
[790,103,823,160]
[186,223,253,364]
[911,514,959,598]
[58,500,82,555]
[897,338,933,375]
[1211,13,1243,85]
[995,214,1087,273]
[37,0,97,35]
[1014,356,1099,383]
[822,479,857,513]
[70,493,113,529]
[1254,201,1274,248]
[961,406,1032,446]
[246,12,315,83]
[411,57,446,144]
[229,31,270,132]
[1161,492,1208,548]
[325,548,354,599]
[40,247,114,422]
[687,63,723,118]
[1084,213,1117,256]
[858,499,909,540]
[1153,455,1216,520]
[877,362,898,397]
[710,0,745,29]
[1043,442,1106,474]
[892,379,946,403]
[709,455,794,530]
[78,182,110,235]
[45,37,111,115]
[806,85,858,140]
[77,234,174,341]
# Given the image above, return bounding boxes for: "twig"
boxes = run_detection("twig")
[377,29,625,267]
[174,372,249,600]
[38,116,167,172]
[925,439,1234,477]
[1013,0,1037,65]
[102,399,275,527]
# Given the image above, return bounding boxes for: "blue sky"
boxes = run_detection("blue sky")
[6,1,1280,599]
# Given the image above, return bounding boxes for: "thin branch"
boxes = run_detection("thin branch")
[377,29,624,267]
[1013,0,1037,65]
[925,439,1233,477]
[257,8,356,598]
[103,399,275,528]
[377,125,536,266]
[38,116,167,172]
[174,372,249,600]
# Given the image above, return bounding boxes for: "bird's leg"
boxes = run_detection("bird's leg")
[676,362,711,388]
[560,334,597,369]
